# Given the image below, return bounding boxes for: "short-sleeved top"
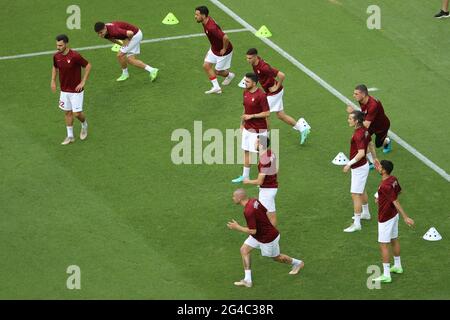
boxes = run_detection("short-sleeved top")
[202,17,233,56]
[244,198,279,243]
[377,175,402,222]
[359,96,390,135]
[105,21,140,40]
[349,127,371,169]
[252,57,283,96]
[258,149,278,188]
[53,49,88,93]
[243,88,269,132]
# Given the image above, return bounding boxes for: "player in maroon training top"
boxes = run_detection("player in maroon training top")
[232,73,270,184]
[343,111,378,233]
[227,189,304,287]
[244,135,279,227]
[347,84,392,167]
[195,6,235,94]
[246,48,311,145]
[94,21,158,82]
[51,34,91,145]
[372,160,414,283]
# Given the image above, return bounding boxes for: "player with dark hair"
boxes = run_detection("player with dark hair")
[94,21,158,82]
[51,34,91,145]
[195,5,235,94]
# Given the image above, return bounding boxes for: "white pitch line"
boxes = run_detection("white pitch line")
[0,28,248,61]
[368,87,379,92]
[210,0,450,182]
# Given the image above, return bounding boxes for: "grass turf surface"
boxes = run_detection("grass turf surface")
[0,0,449,299]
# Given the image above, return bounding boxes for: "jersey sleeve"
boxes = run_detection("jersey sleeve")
[355,132,366,150]
[76,53,89,67]
[260,93,270,112]
[53,56,58,68]
[245,209,257,230]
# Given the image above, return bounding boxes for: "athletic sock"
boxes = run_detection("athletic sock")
[291,258,302,266]
[354,213,361,227]
[67,126,74,138]
[243,167,250,178]
[244,269,252,282]
[362,204,370,216]
[384,137,391,146]
[144,65,155,73]
[210,77,220,89]
[383,263,391,277]
[394,256,402,268]
[81,120,88,129]
[367,152,374,163]
[122,68,129,76]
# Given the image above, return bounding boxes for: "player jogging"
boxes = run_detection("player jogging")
[94,21,158,82]
[246,48,311,144]
[227,189,304,287]
[195,6,235,94]
[51,34,91,145]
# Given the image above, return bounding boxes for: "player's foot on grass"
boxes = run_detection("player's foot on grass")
[289,261,304,275]
[149,68,159,82]
[373,275,392,283]
[383,141,392,154]
[80,128,88,141]
[222,72,235,86]
[390,266,403,274]
[300,128,310,145]
[61,136,75,145]
[232,175,245,183]
[434,10,450,18]
[116,74,129,82]
[234,279,252,288]
[343,223,361,233]
[205,87,222,94]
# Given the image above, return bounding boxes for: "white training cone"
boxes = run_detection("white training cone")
[423,227,442,241]
[332,152,349,166]
[238,76,246,88]
[297,117,311,131]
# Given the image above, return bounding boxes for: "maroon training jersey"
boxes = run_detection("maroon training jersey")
[105,21,140,40]
[258,149,278,188]
[349,127,371,169]
[243,88,269,132]
[53,49,88,93]
[252,57,283,96]
[377,175,402,222]
[244,198,279,243]
[202,17,233,56]
[359,96,390,135]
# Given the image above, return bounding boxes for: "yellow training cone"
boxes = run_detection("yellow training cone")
[255,25,272,38]
[111,44,121,52]
[162,12,179,25]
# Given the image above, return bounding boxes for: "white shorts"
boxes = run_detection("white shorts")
[241,128,267,153]
[378,214,399,243]
[259,188,278,212]
[59,91,84,112]
[350,162,369,194]
[204,48,233,71]
[120,29,142,57]
[266,89,284,112]
[244,234,280,257]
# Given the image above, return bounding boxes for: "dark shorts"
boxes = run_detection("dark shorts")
[373,130,389,148]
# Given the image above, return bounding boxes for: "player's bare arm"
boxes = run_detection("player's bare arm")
[363,120,372,129]
[227,219,257,235]
[343,149,365,173]
[393,200,415,227]
[368,141,380,169]
[241,111,270,120]
[75,63,92,92]
[51,66,57,92]
[126,30,135,39]
[243,173,266,186]
[269,71,285,93]
[219,34,229,56]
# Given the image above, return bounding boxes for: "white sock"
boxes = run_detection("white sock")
[227,72,235,79]
[211,78,220,89]
[384,137,391,145]
[362,204,370,216]
[81,120,88,129]
[144,65,155,73]
[243,167,250,178]
[383,263,391,277]
[291,258,302,266]
[244,269,252,282]
[122,68,129,75]
[367,152,374,164]
[66,126,74,138]
[354,213,361,227]
[394,256,401,268]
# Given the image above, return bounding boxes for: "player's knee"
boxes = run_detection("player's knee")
[202,62,211,70]
[240,245,249,256]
